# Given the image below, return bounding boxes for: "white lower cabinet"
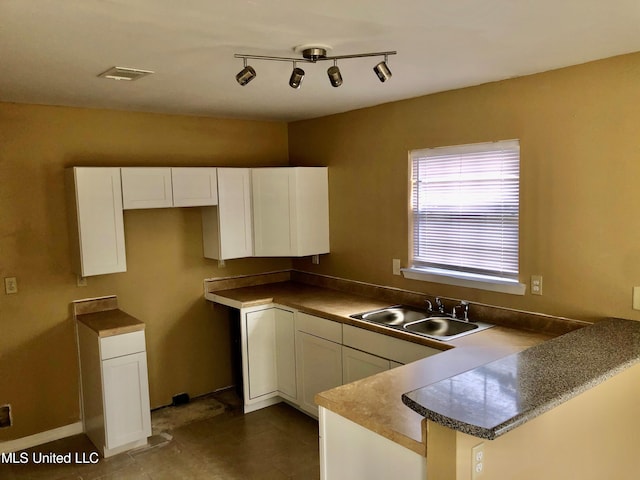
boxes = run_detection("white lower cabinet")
[102,352,151,449]
[77,325,151,458]
[296,331,343,417]
[275,310,297,400]
[319,407,426,480]
[238,307,441,419]
[241,306,296,412]
[342,346,391,384]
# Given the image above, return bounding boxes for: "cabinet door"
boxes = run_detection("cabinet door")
[296,331,342,417]
[202,168,253,260]
[275,308,296,401]
[252,168,293,256]
[291,167,330,257]
[121,167,173,209]
[244,307,296,405]
[252,167,330,257]
[342,346,390,384]
[66,167,126,276]
[102,352,151,449]
[171,167,218,207]
[218,168,253,258]
[245,309,278,400]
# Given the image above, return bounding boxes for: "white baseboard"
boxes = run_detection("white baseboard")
[0,422,83,454]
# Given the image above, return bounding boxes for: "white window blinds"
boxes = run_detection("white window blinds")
[410,139,520,280]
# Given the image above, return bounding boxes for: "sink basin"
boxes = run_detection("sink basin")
[350,305,494,341]
[404,317,478,337]
[359,307,427,326]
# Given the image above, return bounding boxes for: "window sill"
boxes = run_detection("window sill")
[401,267,526,295]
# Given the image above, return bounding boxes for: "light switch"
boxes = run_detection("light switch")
[392,259,401,276]
[4,277,18,294]
[633,287,640,311]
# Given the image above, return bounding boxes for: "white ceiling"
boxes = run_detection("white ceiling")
[2,0,640,122]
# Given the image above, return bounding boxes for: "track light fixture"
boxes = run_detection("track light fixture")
[327,60,343,88]
[373,55,392,82]
[289,62,305,89]
[234,45,396,89]
[235,58,256,86]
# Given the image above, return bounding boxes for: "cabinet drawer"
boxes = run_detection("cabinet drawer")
[296,312,342,344]
[100,330,146,360]
[343,324,440,365]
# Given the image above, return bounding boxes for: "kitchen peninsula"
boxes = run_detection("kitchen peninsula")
[204,271,640,480]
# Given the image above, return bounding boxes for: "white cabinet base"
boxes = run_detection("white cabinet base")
[240,305,297,413]
[77,323,151,458]
[319,407,426,480]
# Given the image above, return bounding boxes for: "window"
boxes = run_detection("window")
[404,139,525,295]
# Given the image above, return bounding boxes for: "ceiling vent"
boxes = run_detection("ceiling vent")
[97,66,154,81]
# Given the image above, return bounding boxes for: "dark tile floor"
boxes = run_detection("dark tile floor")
[0,391,321,479]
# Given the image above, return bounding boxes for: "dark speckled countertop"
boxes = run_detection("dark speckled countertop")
[402,317,640,440]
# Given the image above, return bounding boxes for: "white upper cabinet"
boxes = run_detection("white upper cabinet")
[202,168,254,260]
[171,167,218,207]
[121,167,173,210]
[65,167,127,276]
[121,167,218,209]
[252,167,329,257]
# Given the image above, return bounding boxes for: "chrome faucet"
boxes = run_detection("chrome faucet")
[434,297,445,314]
[425,299,433,312]
[452,301,470,322]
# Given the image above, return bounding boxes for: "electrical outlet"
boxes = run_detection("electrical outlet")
[531,275,543,295]
[472,443,484,479]
[312,255,320,265]
[4,277,18,295]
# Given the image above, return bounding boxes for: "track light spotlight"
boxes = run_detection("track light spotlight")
[327,61,343,88]
[289,64,305,89]
[373,56,392,82]
[236,59,256,86]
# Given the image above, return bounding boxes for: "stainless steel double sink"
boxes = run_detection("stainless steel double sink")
[350,305,494,341]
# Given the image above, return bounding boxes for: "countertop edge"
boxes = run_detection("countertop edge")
[402,318,640,440]
[77,309,145,338]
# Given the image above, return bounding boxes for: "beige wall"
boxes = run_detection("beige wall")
[0,103,291,441]
[289,52,640,322]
